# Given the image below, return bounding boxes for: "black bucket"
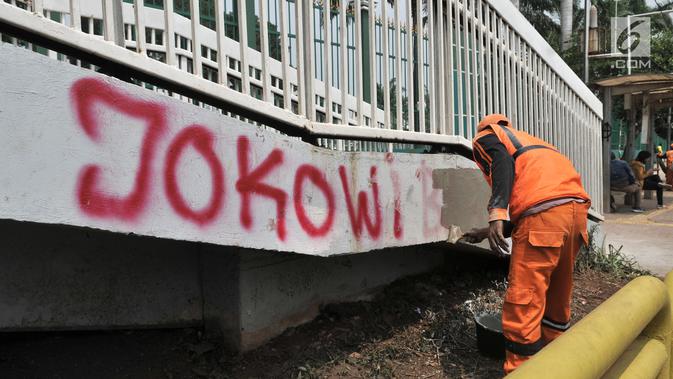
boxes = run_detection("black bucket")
[475,312,505,359]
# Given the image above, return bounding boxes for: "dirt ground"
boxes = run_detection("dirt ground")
[0,252,628,379]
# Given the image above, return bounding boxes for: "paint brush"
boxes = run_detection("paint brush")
[446,225,464,244]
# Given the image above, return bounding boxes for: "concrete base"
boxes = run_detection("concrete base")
[0,219,448,351]
[0,165,489,351]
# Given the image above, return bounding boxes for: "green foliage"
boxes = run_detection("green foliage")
[522,0,673,80]
[651,28,673,73]
[575,225,650,279]
[519,0,562,51]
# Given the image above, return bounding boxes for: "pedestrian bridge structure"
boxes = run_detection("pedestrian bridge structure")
[0,0,603,350]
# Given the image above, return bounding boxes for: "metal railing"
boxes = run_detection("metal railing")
[0,0,604,214]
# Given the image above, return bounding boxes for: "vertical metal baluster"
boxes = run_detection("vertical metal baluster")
[164,0,176,66]
[134,0,146,55]
[102,0,114,42]
[295,0,305,116]
[382,0,391,139]
[548,71,554,143]
[353,0,362,126]
[280,0,290,109]
[70,0,81,30]
[364,0,374,129]
[427,0,437,134]
[463,0,473,138]
[515,35,523,130]
[405,0,414,133]
[215,0,226,84]
[540,65,551,141]
[504,25,512,119]
[533,53,539,137]
[563,84,575,153]
[476,0,485,120]
[486,6,493,114]
[415,0,425,133]
[260,0,270,101]
[190,0,202,76]
[444,0,453,135]
[555,76,560,147]
[527,48,533,135]
[469,0,478,135]
[497,16,504,114]
[322,0,332,122]
[339,0,348,123]
[238,0,251,96]
[303,0,315,120]
[521,40,528,132]
[394,0,402,131]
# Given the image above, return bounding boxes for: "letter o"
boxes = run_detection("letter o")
[293,165,335,237]
[164,125,225,225]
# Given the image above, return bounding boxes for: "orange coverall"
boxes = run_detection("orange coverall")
[471,114,590,374]
[666,148,673,186]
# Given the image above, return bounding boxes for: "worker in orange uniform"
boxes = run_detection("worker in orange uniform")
[461,114,591,374]
[665,144,673,187]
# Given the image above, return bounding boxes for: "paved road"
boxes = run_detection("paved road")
[602,191,673,277]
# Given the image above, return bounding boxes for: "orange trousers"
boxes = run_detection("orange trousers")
[667,168,673,186]
[502,201,589,374]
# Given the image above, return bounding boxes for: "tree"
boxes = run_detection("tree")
[519,0,562,51]
[561,0,573,50]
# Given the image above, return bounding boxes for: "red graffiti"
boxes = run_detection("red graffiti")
[236,136,288,240]
[419,161,443,238]
[293,164,335,237]
[164,125,225,226]
[339,165,382,240]
[71,77,445,244]
[385,153,403,239]
[391,172,403,239]
[72,78,166,221]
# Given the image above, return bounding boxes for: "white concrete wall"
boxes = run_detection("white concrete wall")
[0,43,478,256]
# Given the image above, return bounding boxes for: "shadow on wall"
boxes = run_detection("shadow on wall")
[0,218,462,351]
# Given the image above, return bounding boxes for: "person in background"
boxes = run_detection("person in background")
[662,144,673,187]
[609,152,643,213]
[461,114,590,374]
[630,151,671,209]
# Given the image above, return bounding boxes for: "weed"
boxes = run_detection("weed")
[461,280,507,318]
[575,225,650,279]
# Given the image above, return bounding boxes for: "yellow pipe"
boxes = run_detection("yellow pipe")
[506,276,668,379]
[642,276,672,379]
[602,336,668,378]
[666,272,673,377]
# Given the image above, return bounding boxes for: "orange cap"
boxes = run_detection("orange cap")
[477,114,511,132]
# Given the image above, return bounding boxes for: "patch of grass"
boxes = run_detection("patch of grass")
[575,225,650,279]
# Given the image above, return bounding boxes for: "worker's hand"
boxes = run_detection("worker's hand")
[461,227,489,244]
[647,168,655,176]
[488,220,510,257]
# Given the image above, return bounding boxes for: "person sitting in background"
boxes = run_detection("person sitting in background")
[610,152,642,212]
[630,151,672,209]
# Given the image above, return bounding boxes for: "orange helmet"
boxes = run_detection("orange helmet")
[477,114,511,132]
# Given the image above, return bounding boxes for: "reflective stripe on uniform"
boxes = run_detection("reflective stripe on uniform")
[541,317,571,332]
[495,123,559,160]
[512,145,558,160]
[497,122,524,150]
[504,336,546,356]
